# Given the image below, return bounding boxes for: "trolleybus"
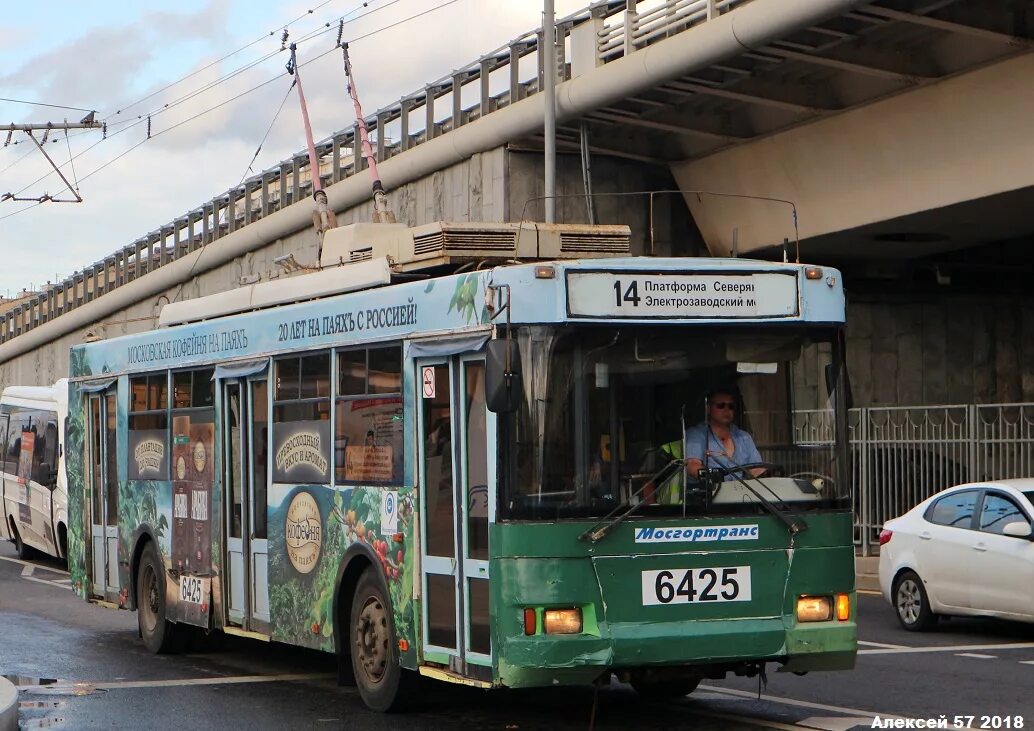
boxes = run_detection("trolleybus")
[65,223,855,711]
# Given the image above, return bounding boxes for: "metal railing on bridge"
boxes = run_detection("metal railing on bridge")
[754,404,1034,556]
[1,0,748,344]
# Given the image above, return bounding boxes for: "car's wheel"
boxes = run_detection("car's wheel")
[893,570,938,632]
[349,567,417,712]
[12,525,33,560]
[631,677,701,699]
[136,542,183,654]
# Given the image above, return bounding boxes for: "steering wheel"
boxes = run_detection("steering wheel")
[713,462,785,478]
[788,471,836,492]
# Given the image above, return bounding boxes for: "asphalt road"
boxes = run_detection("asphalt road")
[2,540,1034,730]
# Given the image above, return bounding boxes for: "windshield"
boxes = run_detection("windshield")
[499,324,850,520]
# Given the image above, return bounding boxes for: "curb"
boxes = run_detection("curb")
[0,676,16,731]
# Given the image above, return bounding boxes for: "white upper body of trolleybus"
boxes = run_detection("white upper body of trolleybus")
[0,379,68,560]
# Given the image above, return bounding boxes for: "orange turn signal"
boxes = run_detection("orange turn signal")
[523,608,537,636]
[836,593,850,621]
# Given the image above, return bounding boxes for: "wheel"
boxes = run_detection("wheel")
[893,570,938,632]
[349,567,417,712]
[136,542,183,654]
[631,676,700,699]
[57,524,68,563]
[12,525,34,560]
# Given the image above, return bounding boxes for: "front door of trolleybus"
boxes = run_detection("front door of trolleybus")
[87,390,120,601]
[221,376,271,633]
[417,354,494,673]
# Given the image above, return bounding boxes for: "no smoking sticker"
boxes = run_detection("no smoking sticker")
[421,366,435,399]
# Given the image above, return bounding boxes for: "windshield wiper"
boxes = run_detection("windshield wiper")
[705,466,808,536]
[578,459,683,543]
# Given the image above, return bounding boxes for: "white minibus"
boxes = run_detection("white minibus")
[0,380,68,560]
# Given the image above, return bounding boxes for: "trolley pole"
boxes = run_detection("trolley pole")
[341,43,395,224]
[287,43,336,255]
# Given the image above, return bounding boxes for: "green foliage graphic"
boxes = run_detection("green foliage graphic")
[448,273,481,325]
[268,486,415,655]
[65,386,88,597]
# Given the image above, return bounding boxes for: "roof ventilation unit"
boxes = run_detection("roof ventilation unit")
[320,221,630,272]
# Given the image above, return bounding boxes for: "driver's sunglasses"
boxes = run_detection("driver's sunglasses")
[710,401,736,410]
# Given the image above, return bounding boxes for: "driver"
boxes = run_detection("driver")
[684,387,765,481]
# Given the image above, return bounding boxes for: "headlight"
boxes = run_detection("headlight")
[543,608,583,634]
[796,596,833,622]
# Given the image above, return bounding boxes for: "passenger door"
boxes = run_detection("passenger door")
[221,377,270,632]
[417,354,494,674]
[0,408,9,542]
[87,391,120,601]
[920,489,979,611]
[24,416,59,556]
[969,491,1034,618]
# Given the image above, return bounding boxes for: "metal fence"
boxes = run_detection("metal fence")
[758,404,1034,555]
[0,0,749,344]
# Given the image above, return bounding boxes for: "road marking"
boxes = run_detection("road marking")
[27,673,336,693]
[20,575,72,591]
[688,708,803,730]
[859,642,1034,656]
[21,564,34,577]
[798,716,877,731]
[699,685,904,722]
[856,589,881,596]
[956,653,996,659]
[0,555,70,576]
[1018,661,1034,665]
[857,640,909,649]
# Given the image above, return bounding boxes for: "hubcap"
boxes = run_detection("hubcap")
[355,595,389,684]
[896,578,922,624]
[140,565,159,632]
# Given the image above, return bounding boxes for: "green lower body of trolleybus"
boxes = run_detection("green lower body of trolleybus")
[481,512,856,692]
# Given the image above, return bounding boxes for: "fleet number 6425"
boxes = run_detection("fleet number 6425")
[641,566,752,606]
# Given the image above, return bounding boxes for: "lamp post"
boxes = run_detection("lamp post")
[543,0,557,224]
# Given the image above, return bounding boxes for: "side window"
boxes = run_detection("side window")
[926,490,978,529]
[0,406,10,474]
[979,493,1030,536]
[6,410,29,476]
[334,346,403,486]
[129,373,169,481]
[33,412,58,487]
[272,353,331,484]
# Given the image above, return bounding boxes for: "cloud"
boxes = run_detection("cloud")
[0,0,589,294]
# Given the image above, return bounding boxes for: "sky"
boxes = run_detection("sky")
[0,0,589,297]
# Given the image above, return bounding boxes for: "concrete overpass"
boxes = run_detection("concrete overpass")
[1,0,1032,409]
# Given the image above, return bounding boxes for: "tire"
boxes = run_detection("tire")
[893,570,938,632]
[349,567,418,713]
[12,525,34,560]
[136,542,183,654]
[631,677,700,699]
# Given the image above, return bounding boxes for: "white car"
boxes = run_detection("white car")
[879,479,1034,631]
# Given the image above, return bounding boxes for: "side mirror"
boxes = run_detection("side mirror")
[825,362,854,411]
[1002,521,1033,539]
[486,339,522,414]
